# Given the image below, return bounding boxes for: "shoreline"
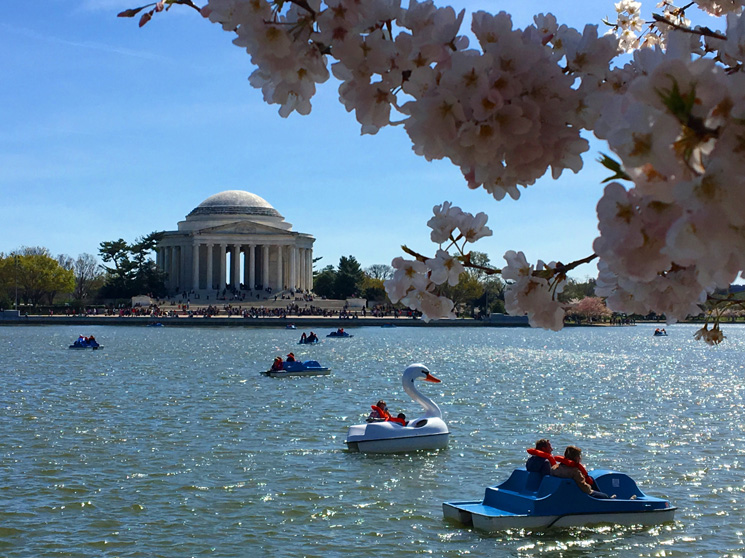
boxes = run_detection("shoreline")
[0,314,631,328]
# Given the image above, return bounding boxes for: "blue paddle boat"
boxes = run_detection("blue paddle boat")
[443,468,675,531]
[69,336,102,350]
[262,360,330,377]
[327,330,353,338]
[298,338,320,345]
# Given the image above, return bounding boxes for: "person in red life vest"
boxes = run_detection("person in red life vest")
[271,356,284,371]
[526,439,555,476]
[367,400,391,422]
[551,445,610,499]
[286,352,296,362]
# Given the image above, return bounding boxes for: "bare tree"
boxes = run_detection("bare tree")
[73,253,102,301]
[365,264,394,281]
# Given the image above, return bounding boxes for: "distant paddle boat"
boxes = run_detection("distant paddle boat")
[286,324,297,330]
[262,360,330,377]
[345,363,449,453]
[69,336,101,350]
[327,329,353,338]
[443,468,676,531]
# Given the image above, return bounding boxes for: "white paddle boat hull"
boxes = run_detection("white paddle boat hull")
[345,417,449,453]
[443,502,676,531]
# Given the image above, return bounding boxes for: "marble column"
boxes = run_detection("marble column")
[276,245,284,290]
[307,248,313,291]
[262,245,269,289]
[163,247,171,291]
[206,244,214,290]
[192,242,200,291]
[289,246,297,291]
[174,246,181,291]
[219,244,227,291]
[248,244,256,291]
[232,244,241,290]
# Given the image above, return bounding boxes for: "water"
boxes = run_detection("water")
[1,323,743,557]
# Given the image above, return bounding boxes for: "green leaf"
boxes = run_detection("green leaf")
[597,152,631,183]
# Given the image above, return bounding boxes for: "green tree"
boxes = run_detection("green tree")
[559,278,596,302]
[441,272,484,315]
[99,232,166,299]
[335,255,364,299]
[7,251,75,306]
[312,265,336,298]
[361,275,387,302]
[0,255,18,308]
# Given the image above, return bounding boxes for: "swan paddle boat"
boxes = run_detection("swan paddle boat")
[327,329,353,338]
[262,360,330,378]
[345,363,449,453]
[443,468,676,531]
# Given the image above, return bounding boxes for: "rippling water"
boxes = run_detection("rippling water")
[1,323,743,557]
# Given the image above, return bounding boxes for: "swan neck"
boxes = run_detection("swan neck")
[403,380,441,418]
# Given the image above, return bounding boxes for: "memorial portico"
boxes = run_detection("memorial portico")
[156,190,315,297]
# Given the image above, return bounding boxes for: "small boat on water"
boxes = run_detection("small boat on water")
[262,360,330,377]
[327,330,353,338]
[442,468,676,531]
[69,338,102,350]
[298,338,320,345]
[286,324,297,329]
[147,322,164,327]
[345,363,449,453]
[653,329,668,337]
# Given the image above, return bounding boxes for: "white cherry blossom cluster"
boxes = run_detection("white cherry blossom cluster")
[502,251,567,331]
[127,0,745,338]
[612,0,645,51]
[588,28,745,324]
[201,1,623,198]
[383,202,490,321]
[203,0,330,116]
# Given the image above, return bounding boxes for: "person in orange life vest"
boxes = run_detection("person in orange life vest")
[393,412,407,425]
[271,356,283,371]
[367,400,391,422]
[286,352,296,362]
[526,439,555,476]
[551,445,610,499]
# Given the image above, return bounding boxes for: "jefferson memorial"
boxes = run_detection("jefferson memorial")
[156,190,315,296]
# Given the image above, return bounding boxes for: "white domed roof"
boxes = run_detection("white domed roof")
[188,190,281,218]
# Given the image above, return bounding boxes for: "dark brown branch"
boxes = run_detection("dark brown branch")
[652,13,726,41]
[401,246,598,278]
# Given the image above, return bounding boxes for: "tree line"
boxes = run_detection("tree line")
[1,238,609,320]
[0,233,166,310]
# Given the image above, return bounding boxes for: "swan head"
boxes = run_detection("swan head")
[403,363,441,385]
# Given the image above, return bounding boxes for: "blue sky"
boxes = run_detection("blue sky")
[1,1,657,278]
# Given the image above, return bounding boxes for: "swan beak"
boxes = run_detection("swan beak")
[423,371,441,383]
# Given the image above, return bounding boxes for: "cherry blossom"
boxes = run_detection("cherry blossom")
[122,0,745,341]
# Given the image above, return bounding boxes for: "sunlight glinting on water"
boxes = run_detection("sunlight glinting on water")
[1,323,743,556]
